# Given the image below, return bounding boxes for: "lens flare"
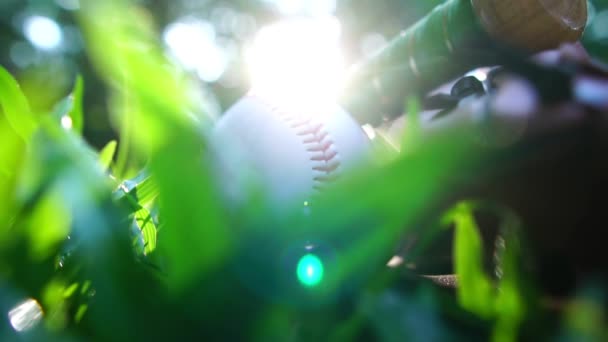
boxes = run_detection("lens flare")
[296,253,324,287]
[246,17,345,112]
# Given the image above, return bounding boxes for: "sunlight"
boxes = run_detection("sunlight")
[246,17,345,112]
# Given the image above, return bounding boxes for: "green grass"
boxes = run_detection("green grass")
[0,0,606,341]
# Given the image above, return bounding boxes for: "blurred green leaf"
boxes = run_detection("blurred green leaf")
[491,208,527,342]
[563,294,607,341]
[51,75,85,134]
[443,202,494,318]
[79,0,231,292]
[0,67,37,141]
[0,0,602,340]
[443,202,529,342]
[402,96,422,152]
[0,66,32,234]
[26,189,72,261]
[42,280,70,331]
[132,176,159,209]
[62,283,79,298]
[134,207,156,255]
[68,75,84,134]
[98,140,117,171]
[0,118,23,232]
[78,0,196,155]
[75,304,88,323]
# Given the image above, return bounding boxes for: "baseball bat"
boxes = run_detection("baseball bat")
[341,0,587,125]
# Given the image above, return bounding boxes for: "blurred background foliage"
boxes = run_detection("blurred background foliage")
[0,0,606,149]
[1,0,607,149]
[0,0,607,341]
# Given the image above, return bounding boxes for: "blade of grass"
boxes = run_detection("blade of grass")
[78,0,231,292]
[443,201,494,318]
[134,207,157,255]
[0,67,37,141]
[0,66,33,234]
[68,75,84,134]
[98,140,117,172]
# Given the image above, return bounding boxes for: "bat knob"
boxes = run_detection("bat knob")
[471,0,587,52]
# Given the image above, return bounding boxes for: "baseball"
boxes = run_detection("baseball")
[210,92,371,213]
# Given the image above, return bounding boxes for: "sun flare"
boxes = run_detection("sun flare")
[246,17,345,112]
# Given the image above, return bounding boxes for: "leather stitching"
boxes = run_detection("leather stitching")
[248,93,342,191]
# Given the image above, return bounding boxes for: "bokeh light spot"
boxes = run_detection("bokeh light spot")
[163,18,228,82]
[296,253,324,287]
[61,115,73,129]
[23,16,63,50]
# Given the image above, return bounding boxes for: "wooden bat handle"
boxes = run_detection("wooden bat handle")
[342,0,588,125]
[471,0,587,51]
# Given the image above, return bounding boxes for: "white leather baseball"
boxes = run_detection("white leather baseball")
[211,92,370,211]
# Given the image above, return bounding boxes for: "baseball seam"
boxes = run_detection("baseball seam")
[247,93,342,191]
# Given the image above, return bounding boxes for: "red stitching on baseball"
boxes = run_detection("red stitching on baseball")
[247,92,342,190]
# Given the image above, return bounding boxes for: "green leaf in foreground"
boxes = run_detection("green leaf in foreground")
[134,207,157,255]
[79,0,231,292]
[0,67,37,141]
[443,201,528,342]
[98,140,117,171]
[443,202,494,317]
[51,75,84,134]
[491,207,527,342]
[68,75,84,134]
[26,188,72,261]
[0,66,33,232]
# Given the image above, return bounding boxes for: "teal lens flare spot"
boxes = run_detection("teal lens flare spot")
[296,253,324,287]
